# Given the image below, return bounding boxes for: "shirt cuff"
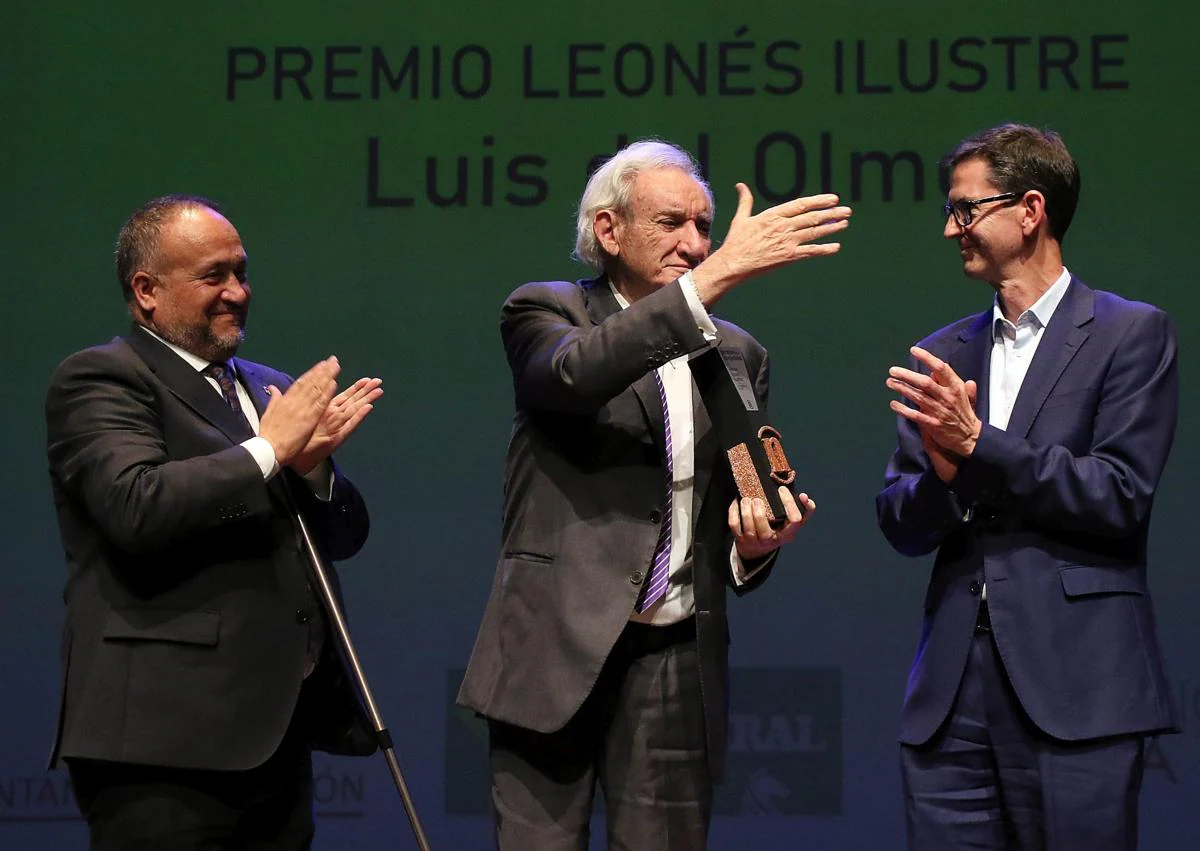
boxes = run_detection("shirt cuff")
[730,544,770,586]
[679,272,718,342]
[241,437,280,480]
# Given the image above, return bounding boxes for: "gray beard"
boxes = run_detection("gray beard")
[157,320,245,363]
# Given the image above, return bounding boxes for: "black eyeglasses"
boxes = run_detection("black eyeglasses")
[942,192,1023,228]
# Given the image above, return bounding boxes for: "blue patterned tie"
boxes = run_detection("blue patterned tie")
[636,370,673,612]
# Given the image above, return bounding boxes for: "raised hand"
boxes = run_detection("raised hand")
[258,356,341,467]
[692,183,852,305]
[920,379,977,483]
[887,346,982,458]
[289,377,384,475]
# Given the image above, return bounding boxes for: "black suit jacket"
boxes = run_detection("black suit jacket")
[457,277,773,780]
[46,325,374,771]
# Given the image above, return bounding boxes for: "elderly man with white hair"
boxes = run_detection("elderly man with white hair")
[458,139,851,850]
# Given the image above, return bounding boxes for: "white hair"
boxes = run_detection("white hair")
[573,139,712,272]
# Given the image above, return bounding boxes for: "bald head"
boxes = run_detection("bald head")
[116,194,225,304]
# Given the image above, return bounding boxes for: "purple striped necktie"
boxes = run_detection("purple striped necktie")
[636,369,673,613]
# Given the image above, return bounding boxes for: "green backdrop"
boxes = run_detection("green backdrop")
[4,1,1198,847]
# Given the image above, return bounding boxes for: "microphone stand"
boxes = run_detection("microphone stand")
[293,507,433,851]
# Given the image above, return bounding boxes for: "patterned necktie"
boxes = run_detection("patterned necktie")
[203,361,251,429]
[636,370,673,612]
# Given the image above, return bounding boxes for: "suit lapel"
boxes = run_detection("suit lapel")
[584,278,667,458]
[631,372,667,459]
[231,358,274,422]
[690,365,716,525]
[950,311,994,422]
[1005,278,1093,438]
[124,325,254,443]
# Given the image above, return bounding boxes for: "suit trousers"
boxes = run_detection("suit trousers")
[67,706,314,851]
[901,611,1145,851]
[489,616,712,851]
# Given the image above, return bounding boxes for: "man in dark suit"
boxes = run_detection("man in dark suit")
[46,195,384,849]
[878,124,1178,850]
[458,140,852,849]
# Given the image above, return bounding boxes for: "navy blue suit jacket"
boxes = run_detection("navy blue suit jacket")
[877,276,1179,746]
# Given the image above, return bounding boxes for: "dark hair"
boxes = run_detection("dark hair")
[115,194,223,302]
[945,124,1080,242]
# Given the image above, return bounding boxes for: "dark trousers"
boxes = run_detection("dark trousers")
[901,617,1145,851]
[489,616,712,851]
[67,716,314,851]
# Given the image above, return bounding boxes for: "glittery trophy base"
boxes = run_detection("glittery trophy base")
[727,442,775,523]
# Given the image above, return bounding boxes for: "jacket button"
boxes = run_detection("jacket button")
[630,571,644,585]
[296,609,310,624]
[649,510,662,524]
[968,581,981,596]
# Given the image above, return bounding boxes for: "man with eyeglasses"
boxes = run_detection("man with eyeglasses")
[877,124,1178,850]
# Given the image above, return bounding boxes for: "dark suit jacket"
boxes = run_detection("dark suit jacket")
[877,277,1179,746]
[45,325,374,771]
[457,277,772,779]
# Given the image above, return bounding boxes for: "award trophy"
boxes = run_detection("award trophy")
[689,346,797,527]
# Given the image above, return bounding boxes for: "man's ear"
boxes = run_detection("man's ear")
[593,209,621,258]
[1021,190,1048,237]
[129,271,159,315]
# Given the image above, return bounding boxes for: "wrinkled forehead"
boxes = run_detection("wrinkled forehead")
[628,167,713,217]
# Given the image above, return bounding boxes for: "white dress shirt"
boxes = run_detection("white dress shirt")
[611,275,760,625]
[987,267,1072,431]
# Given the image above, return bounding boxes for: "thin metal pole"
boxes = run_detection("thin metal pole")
[294,510,433,851]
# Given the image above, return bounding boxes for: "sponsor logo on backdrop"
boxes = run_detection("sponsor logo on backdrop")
[0,774,76,823]
[717,667,841,816]
[0,764,367,825]
[444,667,842,816]
[311,758,370,819]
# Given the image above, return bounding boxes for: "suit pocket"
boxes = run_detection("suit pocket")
[1058,565,1144,598]
[499,552,556,591]
[501,550,555,565]
[102,608,220,646]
